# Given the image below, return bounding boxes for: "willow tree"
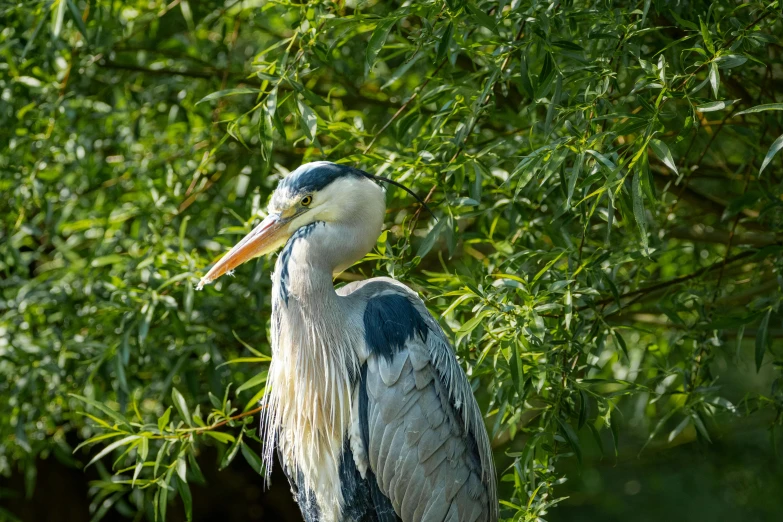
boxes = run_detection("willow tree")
[2,0,783,520]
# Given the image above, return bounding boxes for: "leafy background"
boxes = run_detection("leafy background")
[2,0,783,520]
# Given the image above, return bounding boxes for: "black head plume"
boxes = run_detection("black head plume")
[361,173,435,219]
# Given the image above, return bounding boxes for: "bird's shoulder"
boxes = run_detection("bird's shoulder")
[336,276,420,301]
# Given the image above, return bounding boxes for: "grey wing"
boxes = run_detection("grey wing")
[351,279,498,522]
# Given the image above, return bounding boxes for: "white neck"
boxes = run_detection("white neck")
[261,222,373,521]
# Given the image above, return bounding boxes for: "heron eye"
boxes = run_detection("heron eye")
[301,195,313,207]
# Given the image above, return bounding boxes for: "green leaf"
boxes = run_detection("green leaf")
[139,436,149,461]
[709,61,720,98]
[157,407,171,433]
[587,423,605,456]
[609,409,620,456]
[416,219,446,258]
[66,0,88,42]
[465,3,497,33]
[203,431,235,444]
[715,54,747,69]
[381,53,423,90]
[86,435,139,468]
[614,330,629,359]
[139,301,155,347]
[437,22,454,63]
[51,0,67,38]
[220,434,242,470]
[696,99,738,112]
[586,149,617,172]
[176,478,193,522]
[556,417,582,463]
[160,468,171,521]
[641,0,651,26]
[171,387,192,426]
[692,412,712,443]
[70,394,130,428]
[195,88,262,105]
[509,340,524,396]
[132,460,144,487]
[365,18,396,71]
[632,169,648,252]
[668,416,690,442]
[297,99,317,141]
[458,310,490,335]
[755,309,771,372]
[760,133,783,175]
[699,17,714,54]
[176,455,187,483]
[566,152,583,208]
[577,390,588,430]
[236,370,268,394]
[545,74,562,136]
[241,442,265,475]
[649,139,678,175]
[735,103,783,116]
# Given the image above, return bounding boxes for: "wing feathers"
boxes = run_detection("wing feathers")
[356,283,497,522]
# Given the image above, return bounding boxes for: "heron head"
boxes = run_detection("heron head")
[197,161,386,289]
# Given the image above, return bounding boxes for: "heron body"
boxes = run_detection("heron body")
[199,162,498,522]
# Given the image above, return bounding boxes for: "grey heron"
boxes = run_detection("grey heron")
[198,162,498,522]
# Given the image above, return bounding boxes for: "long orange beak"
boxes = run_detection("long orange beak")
[197,213,289,290]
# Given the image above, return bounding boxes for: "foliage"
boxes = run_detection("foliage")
[2,0,783,520]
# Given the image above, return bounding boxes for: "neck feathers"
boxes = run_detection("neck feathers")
[261,226,361,520]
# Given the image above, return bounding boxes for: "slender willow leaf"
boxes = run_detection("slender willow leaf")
[204,431,235,444]
[696,99,738,112]
[700,17,714,54]
[755,309,771,372]
[236,371,268,394]
[51,0,67,37]
[649,139,678,175]
[735,103,783,116]
[297,99,317,140]
[241,442,265,475]
[86,435,139,468]
[709,62,720,98]
[509,340,524,396]
[171,387,192,426]
[668,416,690,442]
[66,0,88,41]
[70,394,129,427]
[416,219,446,258]
[196,88,262,105]
[177,478,193,522]
[556,417,582,463]
[220,435,242,470]
[632,169,648,252]
[365,18,396,71]
[437,22,454,63]
[760,133,783,175]
[157,407,171,433]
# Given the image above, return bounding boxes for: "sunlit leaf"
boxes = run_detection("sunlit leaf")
[196,88,263,105]
[649,139,678,175]
[365,18,396,71]
[171,388,192,426]
[759,133,783,175]
[735,103,783,116]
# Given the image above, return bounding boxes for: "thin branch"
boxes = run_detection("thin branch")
[154,406,264,440]
[581,249,759,311]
